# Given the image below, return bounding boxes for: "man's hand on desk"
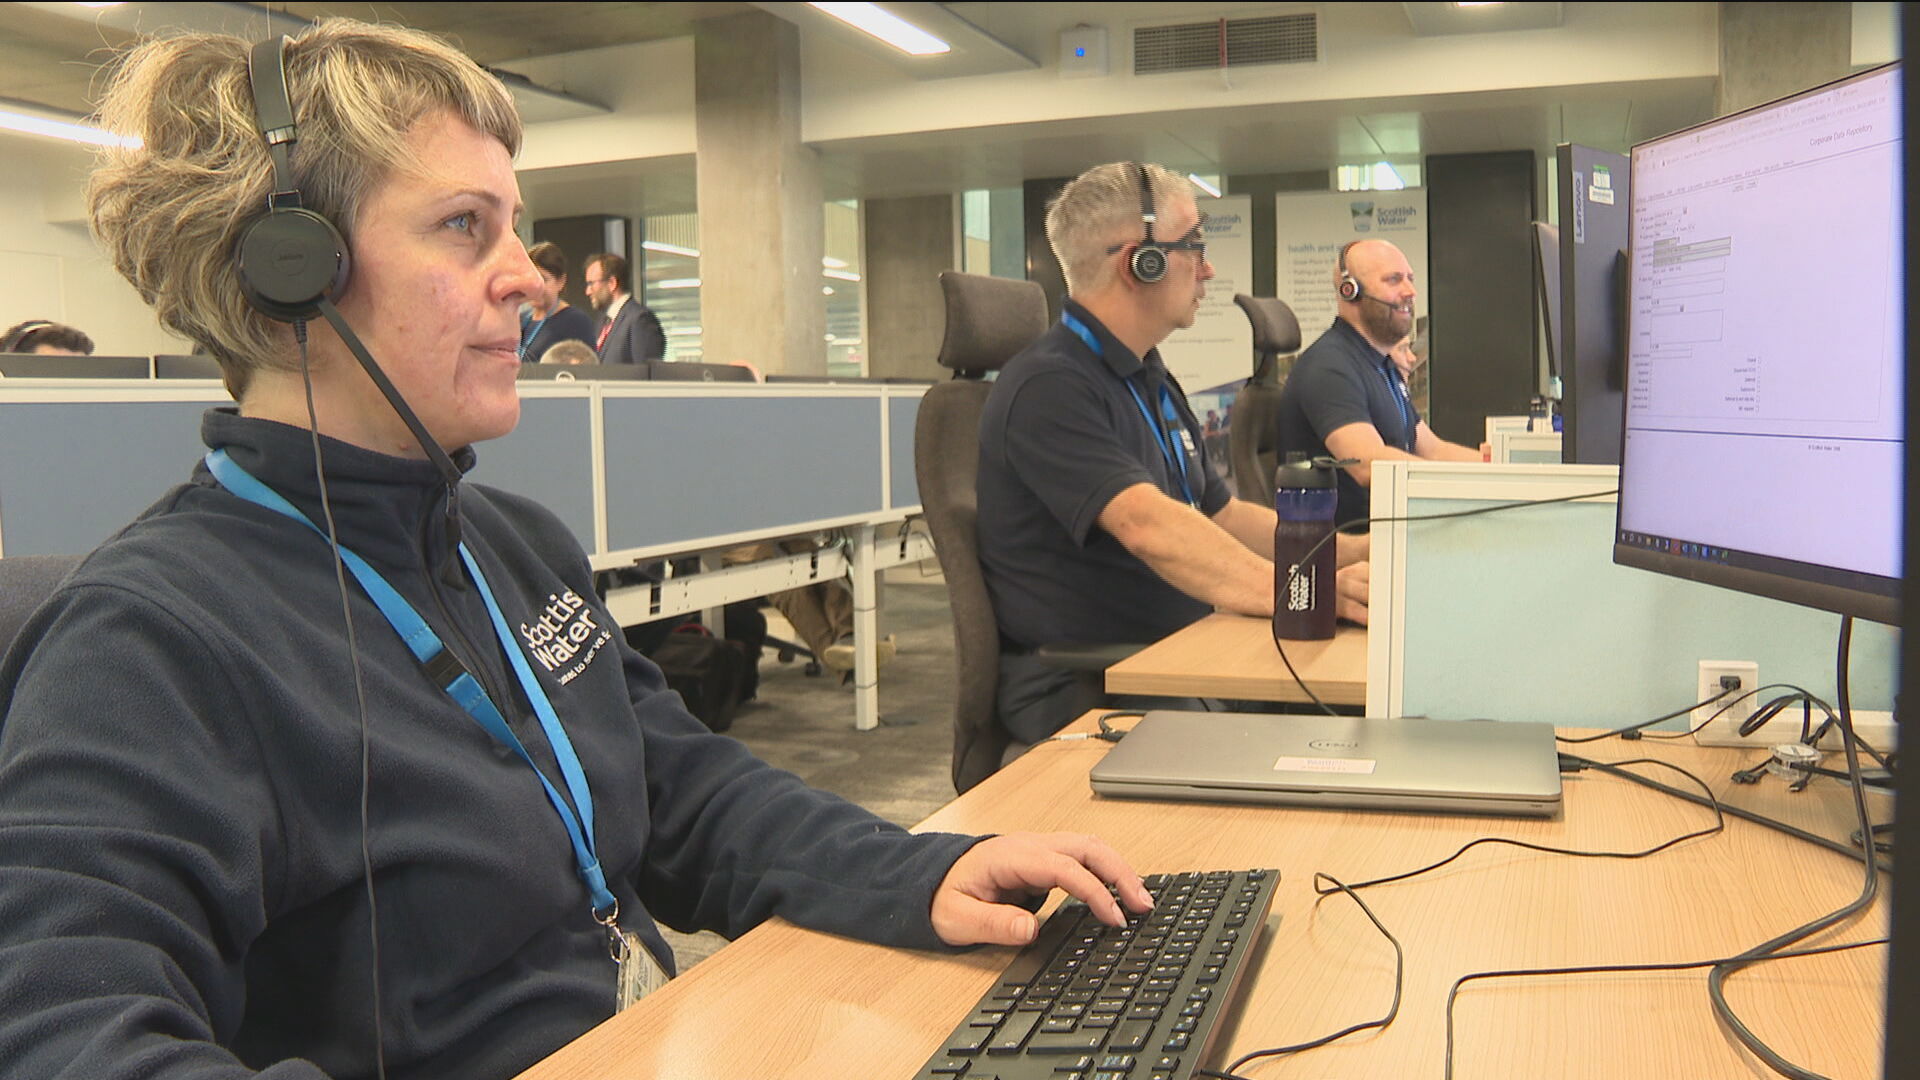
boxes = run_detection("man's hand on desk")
[931,832,1154,947]
[1337,561,1369,626]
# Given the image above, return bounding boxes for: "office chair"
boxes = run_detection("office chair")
[916,272,1138,794]
[1226,294,1303,508]
[0,554,83,662]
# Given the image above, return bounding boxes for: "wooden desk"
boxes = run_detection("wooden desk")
[1104,613,1367,706]
[517,720,1888,1079]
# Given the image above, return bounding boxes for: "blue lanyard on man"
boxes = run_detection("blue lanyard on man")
[1061,311,1197,507]
[204,449,626,929]
[1377,359,1416,453]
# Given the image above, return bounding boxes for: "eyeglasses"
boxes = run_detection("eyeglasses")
[1107,221,1208,260]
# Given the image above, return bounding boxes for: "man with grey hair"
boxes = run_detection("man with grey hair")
[975,162,1367,748]
[1275,238,1483,526]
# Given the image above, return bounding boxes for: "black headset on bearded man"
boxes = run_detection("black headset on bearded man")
[233,37,350,323]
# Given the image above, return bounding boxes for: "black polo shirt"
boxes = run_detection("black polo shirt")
[976,298,1231,649]
[1274,317,1420,525]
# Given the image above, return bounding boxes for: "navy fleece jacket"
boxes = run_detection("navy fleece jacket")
[0,410,977,1079]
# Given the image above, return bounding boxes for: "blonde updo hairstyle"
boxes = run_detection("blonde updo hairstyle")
[87,19,521,397]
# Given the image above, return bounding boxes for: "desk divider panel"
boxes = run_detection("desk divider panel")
[600,388,888,554]
[1369,462,1897,727]
[886,390,923,511]
[0,391,222,556]
[469,391,597,552]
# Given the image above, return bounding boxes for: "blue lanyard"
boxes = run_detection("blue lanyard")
[518,312,551,361]
[205,450,619,918]
[1061,312,1197,507]
[1378,361,1415,452]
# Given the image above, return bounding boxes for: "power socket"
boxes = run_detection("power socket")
[1691,660,1762,747]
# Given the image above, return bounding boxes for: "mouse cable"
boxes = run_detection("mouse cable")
[297,322,388,1080]
[1310,757,1723,896]
[1275,488,1619,716]
[1190,872,1404,1080]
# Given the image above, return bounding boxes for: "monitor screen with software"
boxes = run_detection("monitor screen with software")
[1614,62,1902,626]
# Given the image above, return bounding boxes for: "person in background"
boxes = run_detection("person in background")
[1,320,95,355]
[975,161,1368,747]
[582,252,665,365]
[518,241,596,362]
[1273,239,1483,526]
[0,20,1150,1080]
[540,339,598,366]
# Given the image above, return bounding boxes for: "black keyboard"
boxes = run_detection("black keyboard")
[911,869,1279,1080]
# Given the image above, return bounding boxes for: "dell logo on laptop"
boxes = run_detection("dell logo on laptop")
[1308,739,1360,751]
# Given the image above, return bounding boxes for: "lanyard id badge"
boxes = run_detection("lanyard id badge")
[610,918,670,1010]
[206,449,670,1010]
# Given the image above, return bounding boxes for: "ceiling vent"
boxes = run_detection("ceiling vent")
[1133,13,1318,76]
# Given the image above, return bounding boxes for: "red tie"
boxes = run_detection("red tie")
[596,319,612,351]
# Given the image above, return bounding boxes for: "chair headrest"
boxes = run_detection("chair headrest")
[937,271,1049,374]
[1233,294,1302,355]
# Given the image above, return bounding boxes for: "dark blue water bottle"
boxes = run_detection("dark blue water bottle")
[1272,453,1338,642]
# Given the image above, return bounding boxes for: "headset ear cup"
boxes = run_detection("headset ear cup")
[235,207,350,322]
[1132,244,1168,284]
[1338,274,1360,302]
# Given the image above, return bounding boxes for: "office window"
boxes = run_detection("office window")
[1335,162,1422,192]
[641,212,702,363]
[824,199,865,377]
[960,187,1026,280]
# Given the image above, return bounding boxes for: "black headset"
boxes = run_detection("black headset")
[234,37,350,322]
[1126,162,1168,284]
[234,35,465,510]
[1,320,54,352]
[1336,240,1365,303]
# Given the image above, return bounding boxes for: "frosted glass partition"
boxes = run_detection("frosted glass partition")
[1366,461,1897,727]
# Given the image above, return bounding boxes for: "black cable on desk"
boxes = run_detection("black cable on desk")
[1190,873,1404,1080]
[1311,757,1725,896]
[1703,616,1881,1080]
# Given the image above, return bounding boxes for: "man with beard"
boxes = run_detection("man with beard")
[583,252,666,365]
[1274,239,1483,526]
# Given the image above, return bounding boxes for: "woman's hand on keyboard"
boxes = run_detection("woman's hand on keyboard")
[929,832,1154,947]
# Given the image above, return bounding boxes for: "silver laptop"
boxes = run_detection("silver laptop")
[1089,712,1563,816]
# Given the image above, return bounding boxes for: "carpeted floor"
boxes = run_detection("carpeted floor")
[657,566,963,969]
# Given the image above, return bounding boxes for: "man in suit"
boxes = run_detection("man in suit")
[583,252,666,365]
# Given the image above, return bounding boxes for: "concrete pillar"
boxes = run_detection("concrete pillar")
[1717,3,1853,116]
[862,194,954,380]
[694,11,825,375]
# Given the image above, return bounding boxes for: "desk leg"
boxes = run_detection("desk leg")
[698,552,724,638]
[848,523,879,732]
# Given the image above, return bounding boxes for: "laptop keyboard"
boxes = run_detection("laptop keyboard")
[911,869,1278,1080]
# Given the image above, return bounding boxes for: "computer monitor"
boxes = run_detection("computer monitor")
[153,354,225,379]
[1614,62,1902,627]
[0,354,151,378]
[647,360,756,383]
[1553,143,1631,465]
[517,362,651,382]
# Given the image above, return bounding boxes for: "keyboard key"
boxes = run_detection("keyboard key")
[1025,1031,1107,1053]
[1109,1020,1154,1052]
[986,1009,1043,1054]
[1051,1056,1095,1072]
